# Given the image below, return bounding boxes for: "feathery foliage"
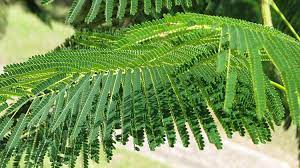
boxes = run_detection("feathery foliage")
[0,13,299,167]
[40,0,205,24]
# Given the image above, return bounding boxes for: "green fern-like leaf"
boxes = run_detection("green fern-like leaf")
[117,0,127,18]
[66,0,86,23]
[39,0,189,23]
[85,0,103,23]
[0,13,299,167]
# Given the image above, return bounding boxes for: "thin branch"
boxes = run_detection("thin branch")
[270,80,287,93]
[270,0,300,41]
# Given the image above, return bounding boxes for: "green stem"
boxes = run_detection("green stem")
[270,0,300,41]
[270,80,286,93]
[261,0,273,27]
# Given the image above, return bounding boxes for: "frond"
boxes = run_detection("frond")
[85,0,103,23]
[40,0,201,24]
[0,13,299,167]
[66,0,87,23]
